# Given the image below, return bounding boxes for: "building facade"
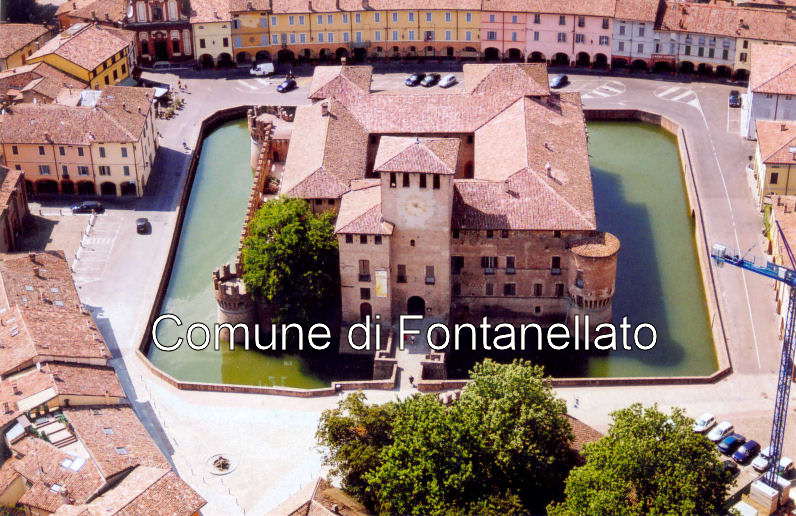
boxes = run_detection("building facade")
[0,86,158,197]
[0,24,53,71]
[127,0,194,64]
[743,43,796,140]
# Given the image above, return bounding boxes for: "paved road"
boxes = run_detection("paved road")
[56,68,788,513]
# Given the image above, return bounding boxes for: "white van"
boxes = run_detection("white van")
[250,62,275,77]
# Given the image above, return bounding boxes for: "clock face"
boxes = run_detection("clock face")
[404,193,432,225]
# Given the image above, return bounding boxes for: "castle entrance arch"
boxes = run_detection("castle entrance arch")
[407,296,425,316]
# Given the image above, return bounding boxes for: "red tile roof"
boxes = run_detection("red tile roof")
[482,0,617,16]
[28,23,132,72]
[335,184,394,235]
[757,120,796,165]
[0,24,51,60]
[56,0,128,24]
[373,137,459,175]
[190,0,233,23]
[750,43,796,94]
[658,1,796,41]
[0,62,85,102]
[614,0,662,22]
[308,65,372,100]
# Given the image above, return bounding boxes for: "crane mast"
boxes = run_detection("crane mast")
[711,222,796,489]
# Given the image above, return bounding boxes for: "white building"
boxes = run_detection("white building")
[742,43,796,139]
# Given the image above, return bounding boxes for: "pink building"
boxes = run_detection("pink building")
[480,0,615,67]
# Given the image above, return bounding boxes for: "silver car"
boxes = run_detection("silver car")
[439,74,457,88]
[707,421,733,442]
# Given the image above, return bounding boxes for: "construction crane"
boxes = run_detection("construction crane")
[711,221,796,490]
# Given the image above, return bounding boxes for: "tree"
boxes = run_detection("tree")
[241,196,338,325]
[5,0,56,23]
[315,359,574,514]
[548,404,733,516]
[316,392,398,509]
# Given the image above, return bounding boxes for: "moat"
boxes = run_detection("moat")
[147,118,717,387]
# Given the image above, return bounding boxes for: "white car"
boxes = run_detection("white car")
[249,62,275,76]
[707,421,733,442]
[778,457,794,477]
[752,446,772,472]
[439,74,457,88]
[692,413,716,433]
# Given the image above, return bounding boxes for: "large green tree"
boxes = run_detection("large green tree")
[241,196,338,325]
[548,404,733,516]
[317,359,574,515]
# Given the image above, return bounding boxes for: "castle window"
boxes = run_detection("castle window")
[501,230,509,238]
[452,228,460,239]
[486,230,494,239]
[554,230,561,238]
[360,288,371,300]
[390,173,396,187]
[771,173,779,185]
[425,266,435,284]
[533,283,542,296]
[410,239,415,247]
[576,295,584,307]
[419,174,427,188]
[503,283,516,296]
[551,256,561,275]
[534,306,541,314]
[345,234,353,243]
[485,283,494,296]
[433,175,440,189]
[451,256,464,274]
[358,260,370,282]
[397,264,407,283]
[328,199,335,205]
[374,235,382,245]
[403,173,410,187]
[360,235,367,244]
[505,256,515,274]
[555,283,564,297]
[575,270,584,288]
[481,256,497,274]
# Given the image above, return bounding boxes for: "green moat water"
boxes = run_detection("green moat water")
[147,119,717,387]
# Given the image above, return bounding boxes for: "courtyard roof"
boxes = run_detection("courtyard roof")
[750,43,796,95]
[28,23,131,72]
[757,120,796,165]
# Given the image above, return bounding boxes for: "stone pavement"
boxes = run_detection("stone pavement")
[57,68,792,514]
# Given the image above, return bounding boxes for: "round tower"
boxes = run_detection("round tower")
[212,259,256,343]
[565,232,620,335]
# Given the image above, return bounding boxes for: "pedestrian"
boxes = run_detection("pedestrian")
[409,375,414,386]
[574,397,580,409]
[410,335,416,346]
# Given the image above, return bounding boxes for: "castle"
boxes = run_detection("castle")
[215,62,619,346]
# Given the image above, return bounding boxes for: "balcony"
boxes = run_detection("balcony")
[484,268,495,275]
[358,274,371,282]
[425,276,435,285]
[551,268,561,276]
[506,267,516,275]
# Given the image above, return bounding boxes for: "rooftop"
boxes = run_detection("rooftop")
[55,0,128,24]
[756,120,796,165]
[658,1,796,41]
[27,23,132,72]
[0,23,51,60]
[0,62,86,103]
[750,43,796,95]
[0,86,154,145]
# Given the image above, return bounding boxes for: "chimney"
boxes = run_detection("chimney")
[320,102,329,116]
[28,252,37,264]
[545,162,553,177]
[247,1,253,9]
[91,10,97,19]
[2,402,9,414]
[502,180,510,194]
[362,0,369,8]
[308,0,313,10]
[782,123,788,131]
[11,384,19,395]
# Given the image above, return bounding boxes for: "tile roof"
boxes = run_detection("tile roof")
[773,195,796,269]
[190,0,233,23]
[0,251,82,313]
[230,0,271,11]
[614,0,662,22]
[335,183,394,235]
[63,406,170,480]
[55,467,207,516]
[0,62,85,102]
[286,64,597,231]
[750,43,796,94]
[658,1,796,41]
[267,477,371,516]
[481,0,617,16]
[56,0,128,24]
[373,137,459,175]
[0,86,154,145]
[0,24,51,60]
[28,23,131,72]
[566,414,602,452]
[308,65,372,100]
[11,435,105,513]
[756,120,796,164]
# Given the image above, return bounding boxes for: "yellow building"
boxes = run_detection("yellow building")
[25,23,133,89]
[0,23,53,71]
[231,0,272,63]
[265,0,481,61]
[192,0,234,67]
[754,120,796,199]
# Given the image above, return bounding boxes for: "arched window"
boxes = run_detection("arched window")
[136,1,147,22]
[167,0,178,20]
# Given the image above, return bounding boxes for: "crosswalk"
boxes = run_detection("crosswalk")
[654,85,700,108]
[236,78,275,90]
[580,80,625,99]
[73,220,120,285]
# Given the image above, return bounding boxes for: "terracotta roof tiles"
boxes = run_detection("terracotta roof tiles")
[658,1,796,41]
[373,136,459,175]
[0,24,51,60]
[750,43,796,94]
[28,23,131,72]
[757,120,796,165]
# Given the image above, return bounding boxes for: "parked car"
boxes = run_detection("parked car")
[250,62,275,76]
[439,74,457,88]
[549,74,569,89]
[71,201,104,214]
[729,90,742,108]
[732,440,761,463]
[136,217,150,234]
[404,73,425,87]
[692,413,716,433]
[718,434,746,455]
[276,79,297,93]
[753,446,773,472]
[421,73,441,87]
[152,61,171,70]
[707,421,733,442]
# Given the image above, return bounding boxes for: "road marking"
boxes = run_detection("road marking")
[237,81,258,90]
[256,78,272,86]
[600,85,623,94]
[671,90,695,101]
[657,86,681,97]
[590,89,612,97]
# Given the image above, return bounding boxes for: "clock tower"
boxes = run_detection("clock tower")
[375,137,457,322]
